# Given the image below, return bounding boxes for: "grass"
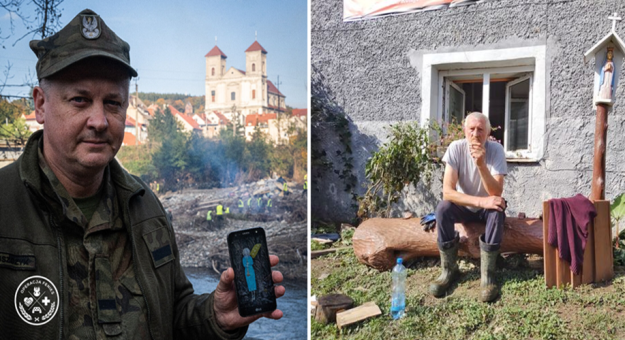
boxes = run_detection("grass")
[311,249,625,340]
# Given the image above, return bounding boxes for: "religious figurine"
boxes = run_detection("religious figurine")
[598,47,615,100]
[242,247,257,300]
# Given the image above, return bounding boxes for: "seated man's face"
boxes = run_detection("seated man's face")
[464,116,489,145]
[35,57,130,174]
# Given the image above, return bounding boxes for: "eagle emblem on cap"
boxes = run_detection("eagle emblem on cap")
[81,15,100,39]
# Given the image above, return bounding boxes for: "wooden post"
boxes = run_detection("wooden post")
[543,201,557,288]
[594,200,614,282]
[590,104,608,201]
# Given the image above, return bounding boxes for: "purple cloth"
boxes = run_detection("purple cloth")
[547,194,597,275]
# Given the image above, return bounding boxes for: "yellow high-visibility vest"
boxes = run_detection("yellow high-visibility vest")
[216,205,223,215]
[156,184,160,192]
[225,207,230,214]
[283,183,288,192]
[257,198,262,206]
[267,199,272,208]
[247,198,252,206]
[206,210,212,221]
[238,199,244,208]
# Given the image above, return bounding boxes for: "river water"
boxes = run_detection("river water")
[184,267,308,340]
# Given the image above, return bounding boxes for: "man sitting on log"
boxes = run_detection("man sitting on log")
[430,112,507,302]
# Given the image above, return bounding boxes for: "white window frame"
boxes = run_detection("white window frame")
[505,75,533,157]
[420,45,547,161]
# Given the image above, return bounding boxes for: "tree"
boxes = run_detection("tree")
[148,107,190,190]
[173,99,185,112]
[245,127,271,180]
[0,115,31,142]
[219,124,249,185]
[1,0,64,47]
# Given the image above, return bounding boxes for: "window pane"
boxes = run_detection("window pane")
[508,79,530,151]
[462,82,482,113]
[449,86,464,123]
[489,82,506,145]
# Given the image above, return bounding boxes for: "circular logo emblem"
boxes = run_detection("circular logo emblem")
[14,276,59,326]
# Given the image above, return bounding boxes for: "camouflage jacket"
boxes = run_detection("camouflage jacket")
[0,130,247,340]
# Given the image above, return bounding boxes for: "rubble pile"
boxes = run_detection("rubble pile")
[160,177,307,280]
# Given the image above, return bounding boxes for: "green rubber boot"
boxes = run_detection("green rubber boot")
[429,235,460,298]
[480,235,500,303]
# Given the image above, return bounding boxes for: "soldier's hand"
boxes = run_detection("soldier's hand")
[213,255,285,331]
[479,196,506,211]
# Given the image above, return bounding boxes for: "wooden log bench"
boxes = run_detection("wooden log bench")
[353,217,543,272]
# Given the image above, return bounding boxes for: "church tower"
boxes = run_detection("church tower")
[245,40,267,77]
[205,45,227,79]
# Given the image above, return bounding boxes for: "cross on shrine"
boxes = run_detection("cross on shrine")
[42,296,50,306]
[609,12,621,32]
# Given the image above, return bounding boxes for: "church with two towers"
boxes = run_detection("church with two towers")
[204,40,286,124]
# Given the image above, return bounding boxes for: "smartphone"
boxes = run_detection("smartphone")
[227,227,277,317]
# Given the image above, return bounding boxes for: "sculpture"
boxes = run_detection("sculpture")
[242,247,257,300]
[598,47,615,100]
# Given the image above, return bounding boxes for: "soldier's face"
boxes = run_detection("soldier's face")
[34,58,129,175]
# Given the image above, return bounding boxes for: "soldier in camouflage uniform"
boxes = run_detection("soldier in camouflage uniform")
[0,9,285,339]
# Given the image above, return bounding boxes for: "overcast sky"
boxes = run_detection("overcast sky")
[0,0,308,108]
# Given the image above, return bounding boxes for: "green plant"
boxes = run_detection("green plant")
[427,119,465,160]
[358,122,435,219]
[611,193,625,242]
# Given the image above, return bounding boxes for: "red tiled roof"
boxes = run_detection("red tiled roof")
[245,113,276,126]
[267,105,285,112]
[236,68,246,75]
[205,46,227,58]
[267,80,283,96]
[169,105,201,130]
[122,132,138,146]
[292,109,307,117]
[125,115,136,127]
[24,111,37,120]
[212,111,230,125]
[168,105,183,116]
[245,41,267,53]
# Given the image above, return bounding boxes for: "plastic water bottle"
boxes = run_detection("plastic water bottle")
[391,257,407,320]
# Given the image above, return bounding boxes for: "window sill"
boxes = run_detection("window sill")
[506,158,539,163]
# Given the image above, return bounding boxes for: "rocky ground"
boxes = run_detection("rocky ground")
[160,178,307,281]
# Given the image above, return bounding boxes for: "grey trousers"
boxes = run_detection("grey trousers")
[435,200,504,251]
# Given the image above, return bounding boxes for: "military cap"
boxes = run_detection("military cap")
[29,9,138,79]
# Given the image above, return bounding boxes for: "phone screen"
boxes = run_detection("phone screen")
[227,227,277,317]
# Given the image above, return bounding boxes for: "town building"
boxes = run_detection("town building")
[244,109,307,144]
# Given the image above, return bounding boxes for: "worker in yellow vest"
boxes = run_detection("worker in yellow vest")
[216,204,224,222]
[266,198,272,209]
[247,198,252,207]
[225,207,230,214]
[257,197,262,207]
[238,199,244,208]
[206,210,212,221]
[302,174,307,197]
[283,182,288,196]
